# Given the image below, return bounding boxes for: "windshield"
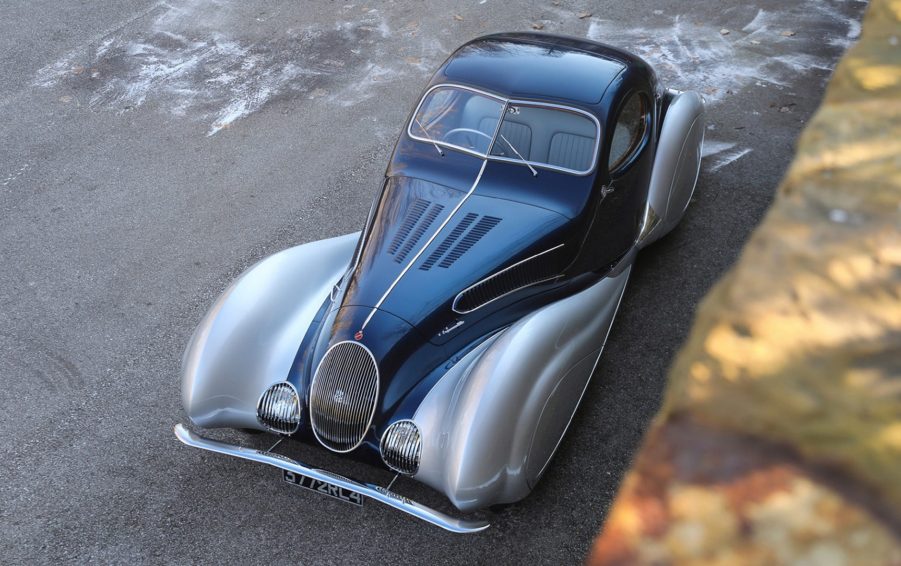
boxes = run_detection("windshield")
[489,104,598,174]
[409,86,504,156]
[408,85,600,175]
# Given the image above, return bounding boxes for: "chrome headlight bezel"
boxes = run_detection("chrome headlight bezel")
[380,419,422,476]
[256,382,302,435]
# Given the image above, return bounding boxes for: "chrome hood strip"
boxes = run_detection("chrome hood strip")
[360,159,488,331]
[173,424,490,534]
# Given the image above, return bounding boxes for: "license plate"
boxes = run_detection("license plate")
[282,470,364,507]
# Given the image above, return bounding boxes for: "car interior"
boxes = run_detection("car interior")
[462,97,598,173]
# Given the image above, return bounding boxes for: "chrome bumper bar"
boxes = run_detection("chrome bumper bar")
[173,424,490,534]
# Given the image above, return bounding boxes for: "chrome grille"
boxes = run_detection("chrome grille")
[310,341,379,453]
[256,382,301,435]
[380,420,422,475]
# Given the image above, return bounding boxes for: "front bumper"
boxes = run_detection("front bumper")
[173,424,490,534]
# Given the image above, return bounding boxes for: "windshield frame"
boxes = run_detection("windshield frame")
[407,83,602,176]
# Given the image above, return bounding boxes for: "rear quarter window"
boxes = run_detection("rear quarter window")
[608,93,649,171]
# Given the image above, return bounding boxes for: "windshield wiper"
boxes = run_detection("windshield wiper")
[499,134,537,176]
[414,117,444,157]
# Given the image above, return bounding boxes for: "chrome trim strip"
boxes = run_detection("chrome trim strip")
[309,340,380,453]
[406,83,602,176]
[361,159,488,330]
[500,98,602,176]
[407,83,506,158]
[335,194,381,302]
[173,424,490,534]
[451,244,565,314]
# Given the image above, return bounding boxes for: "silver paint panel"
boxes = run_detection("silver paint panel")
[412,266,631,511]
[173,425,489,533]
[181,233,358,430]
[638,90,705,248]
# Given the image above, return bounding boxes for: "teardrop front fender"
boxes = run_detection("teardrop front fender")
[412,266,631,512]
[181,233,358,429]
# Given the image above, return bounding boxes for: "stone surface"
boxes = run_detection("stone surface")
[593,419,901,565]
[590,0,901,563]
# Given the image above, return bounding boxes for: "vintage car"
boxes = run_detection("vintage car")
[175,32,704,533]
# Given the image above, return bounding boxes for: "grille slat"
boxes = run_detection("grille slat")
[453,245,566,313]
[310,342,379,453]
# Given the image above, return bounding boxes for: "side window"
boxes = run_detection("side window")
[608,93,648,171]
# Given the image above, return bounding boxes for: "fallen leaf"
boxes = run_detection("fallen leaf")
[720,28,730,35]
[453,14,463,21]
[404,56,422,65]
[781,30,796,37]
[578,11,592,19]
[532,22,545,30]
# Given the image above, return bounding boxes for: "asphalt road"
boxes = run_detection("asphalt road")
[0,0,866,563]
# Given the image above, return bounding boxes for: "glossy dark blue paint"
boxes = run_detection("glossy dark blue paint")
[284,33,665,467]
[445,39,625,105]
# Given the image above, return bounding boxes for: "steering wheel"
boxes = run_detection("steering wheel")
[442,128,493,150]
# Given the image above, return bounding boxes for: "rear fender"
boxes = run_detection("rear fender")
[638,90,705,247]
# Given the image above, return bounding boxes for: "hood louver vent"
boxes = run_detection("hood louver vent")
[419,214,501,271]
[420,213,479,271]
[388,199,444,263]
[453,244,566,313]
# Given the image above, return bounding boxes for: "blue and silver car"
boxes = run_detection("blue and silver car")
[175,32,705,533]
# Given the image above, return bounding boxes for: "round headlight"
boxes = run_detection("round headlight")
[257,382,301,434]
[380,420,421,475]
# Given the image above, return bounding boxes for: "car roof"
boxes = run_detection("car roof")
[441,33,629,106]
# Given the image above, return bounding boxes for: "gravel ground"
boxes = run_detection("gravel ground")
[0,0,866,563]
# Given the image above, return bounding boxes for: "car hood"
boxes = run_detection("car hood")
[339,171,571,342]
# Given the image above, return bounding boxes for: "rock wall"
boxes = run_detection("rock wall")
[589,1,901,563]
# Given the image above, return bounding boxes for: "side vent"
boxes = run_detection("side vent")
[387,200,445,263]
[419,214,501,271]
[453,244,566,313]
